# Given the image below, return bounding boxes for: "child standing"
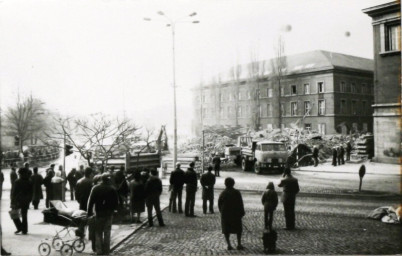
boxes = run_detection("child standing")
[261,182,278,231]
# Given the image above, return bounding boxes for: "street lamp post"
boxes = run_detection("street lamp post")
[144,12,199,168]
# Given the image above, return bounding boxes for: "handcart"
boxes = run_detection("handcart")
[38,201,88,256]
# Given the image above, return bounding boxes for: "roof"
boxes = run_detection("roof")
[256,140,284,144]
[362,1,400,17]
[212,50,374,84]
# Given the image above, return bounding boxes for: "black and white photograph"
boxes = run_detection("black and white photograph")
[0,0,401,255]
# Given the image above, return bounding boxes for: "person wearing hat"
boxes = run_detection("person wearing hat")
[31,167,43,209]
[169,162,185,213]
[200,166,216,214]
[278,168,300,230]
[261,182,278,231]
[184,162,198,217]
[75,168,93,211]
[11,168,33,235]
[144,169,165,227]
[43,164,55,208]
[212,153,221,177]
[23,162,32,178]
[87,173,119,255]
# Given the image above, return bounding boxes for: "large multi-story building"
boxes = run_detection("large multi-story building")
[193,50,374,136]
[363,1,401,164]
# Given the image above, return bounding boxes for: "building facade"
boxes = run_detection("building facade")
[193,50,374,137]
[363,1,401,164]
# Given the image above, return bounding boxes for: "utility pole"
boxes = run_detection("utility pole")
[201,130,205,173]
[62,131,66,202]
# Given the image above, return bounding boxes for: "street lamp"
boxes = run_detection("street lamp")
[144,11,200,168]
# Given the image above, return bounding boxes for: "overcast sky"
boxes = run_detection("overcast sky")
[0,0,389,138]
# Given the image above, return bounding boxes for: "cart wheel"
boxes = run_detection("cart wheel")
[60,244,73,256]
[73,238,85,252]
[52,238,63,251]
[38,242,51,256]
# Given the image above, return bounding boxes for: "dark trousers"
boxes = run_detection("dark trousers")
[283,196,296,229]
[214,166,220,177]
[69,184,75,201]
[171,187,183,213]
[346,152,351,161]
[13,207,29,233]
[95,216,112,255]
[0,183,2,200]
[313,157,319,167]
[45,189,52,208]
[332,157,337,166]
[185,190,196,216]
[146,195,164,226]
[264,210,274,230]
[32,200,40,209]
[202,198,214,214]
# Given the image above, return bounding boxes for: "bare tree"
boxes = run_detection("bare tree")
[271,35,287,131]
[4,95,47,152]
[248,46,266,131]
[229,56,242,126]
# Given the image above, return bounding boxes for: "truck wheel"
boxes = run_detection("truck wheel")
[242,158,247,171]
[235,156,242,166]
[254,163,261,174]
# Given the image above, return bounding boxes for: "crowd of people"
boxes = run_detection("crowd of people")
[0,158,302,255]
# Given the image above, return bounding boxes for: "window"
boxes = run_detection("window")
[291,85,297,95]
[220,108,224,118]
[281,103,285,116]
[280,87,284,96]
[267,88,273,98]
[346,83,351,93]
[363,123,368,132]
[317,82,324,93]
[318,100,325,115]
[238,92,242,100]
[303,83,310,94]
[318,123,326,135]
[220,94,224,102]
[247,91,251,99]
[304,123,311,130]
[259,105,263,117]
[304,101,311,115]
[386,24,401,51]
[351,83,356,93]
[361,84,367,94]
[340,100,347,114]
[229,93,233,101]
[291,102,298,116]
[340,81,346,92]
[227,106,230,117]
[362,101,367,115]
[237,106,242,117]
[267,104,272,117]
[351,100,357,115]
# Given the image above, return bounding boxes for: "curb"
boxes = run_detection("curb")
[110,206,169,253]
[295,168,401,177]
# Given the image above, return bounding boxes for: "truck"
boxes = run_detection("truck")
[239,136,288,174]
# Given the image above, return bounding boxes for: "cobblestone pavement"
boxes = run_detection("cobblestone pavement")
[114,192,401,255]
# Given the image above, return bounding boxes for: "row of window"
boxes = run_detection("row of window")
[201,81,372,103]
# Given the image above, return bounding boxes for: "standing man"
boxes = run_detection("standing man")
[169,162,185,213]
[339,145,345,165]
[75,168,93,211]
[0,168,4,200]
[87,173,119,256]
[11,168,33,234]
[212,153,221,177]
[43,164,55,208]
[312,146,319,167]
[346,141,352,161]
[114,166,128,210]
[200,166,216,214]
[278,168,300,230]
[10,167,18,193]
[76,165,84,181]
[184,162,198,217]
[23,162,33,178]
[31,167,43,209]
[332,147,338,166]
[144,169,165,227]
[67,168,78,201]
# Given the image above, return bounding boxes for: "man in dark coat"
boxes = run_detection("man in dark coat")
[10,167,18,192]
[337,146,342,166]
[87,173,119,256]
[261,182,278,231]
[278,168,300,230]
[114,166,128,210]
[339,146,345,165]
[212,153,221,177]
[129,171,145,223]
[31,167,43,209]
[0,168,4,200]
[184,162,198,217]
[332,147,337,166]
[144,169,164,227]
[218,177,245,250]
[200,166,216,214]
[23,162,33,178]
[75,168,93,211]
[346,141,352,161]
[169,162,185,213]
[67,168,79,201]
[312,146,319,167]
[43,164,55,208]
[11,168,33,234]
[76,165,84,181]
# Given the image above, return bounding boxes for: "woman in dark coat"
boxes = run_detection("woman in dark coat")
[11,168,33,234]
[218,177,245,250]
[129,171,146,223]
[261,182,278,231]
[31,167,43,209]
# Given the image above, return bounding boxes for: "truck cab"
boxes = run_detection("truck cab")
[241,138,288,174]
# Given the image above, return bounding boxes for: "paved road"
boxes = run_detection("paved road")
[114,191,401,255]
